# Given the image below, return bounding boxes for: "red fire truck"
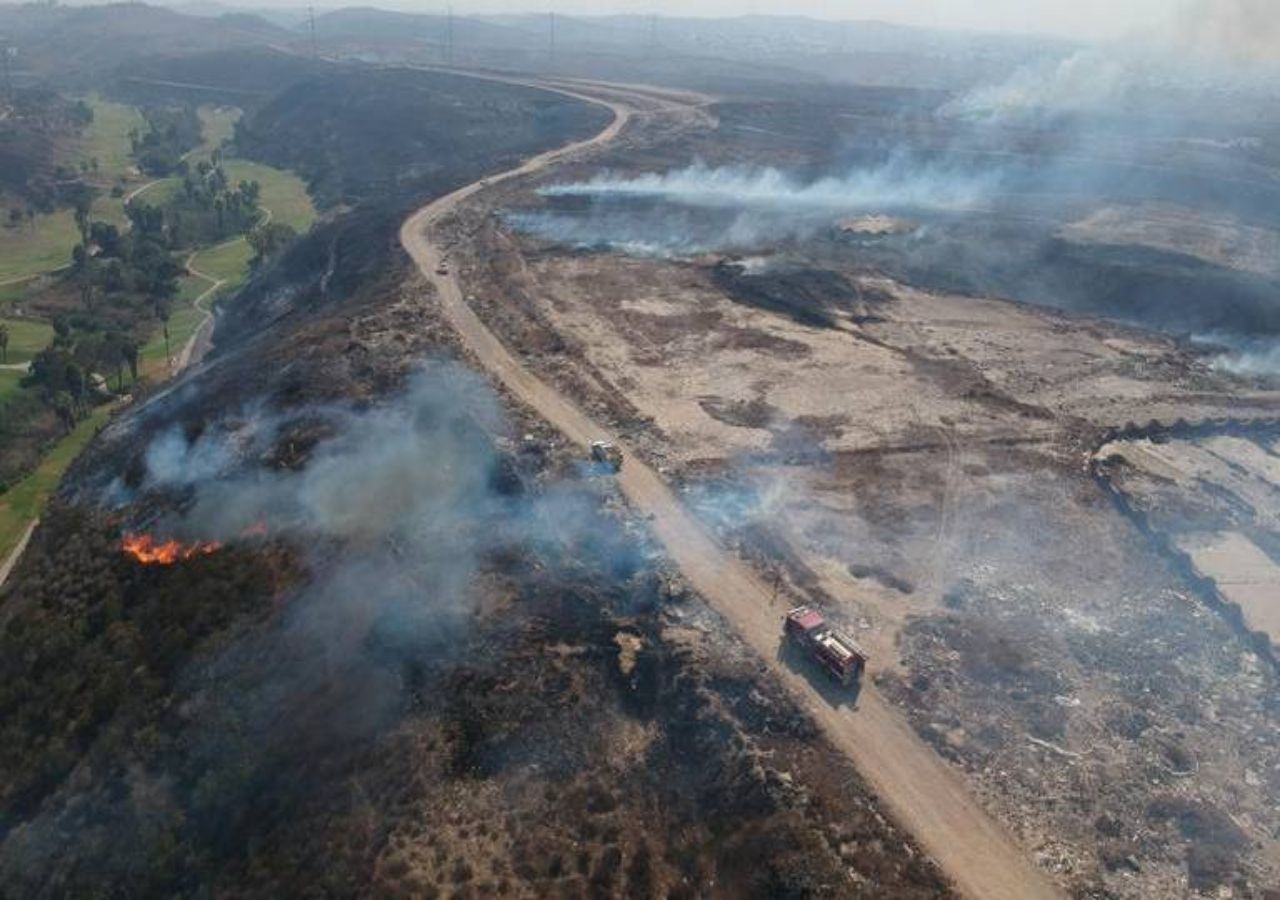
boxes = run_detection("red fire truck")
[785,605,867,686]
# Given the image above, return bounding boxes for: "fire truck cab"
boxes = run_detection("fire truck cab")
[785,605,867,686]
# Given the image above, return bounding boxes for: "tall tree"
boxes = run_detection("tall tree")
[0,323,8,363]
[73,197,92,246]
[120,338,139,384]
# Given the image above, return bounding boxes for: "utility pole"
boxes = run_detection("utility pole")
[307,5,318,60]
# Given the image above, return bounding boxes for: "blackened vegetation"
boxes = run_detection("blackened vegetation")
[0,503,285,839]
[111,48,322,111]
[3,68,951,898]
[234,68,611,211]
[1091,450,1280,673]
[210,67,608,354]
[832,218,1280,345]
[0,3,286,87]
[0,481,947,898]
[711,260,890,329]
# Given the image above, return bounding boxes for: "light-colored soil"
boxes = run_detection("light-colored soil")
[411,70,1280,895]
[1062,203,1280,278]
[402,73,1063,900]
[1182,530,1280,647]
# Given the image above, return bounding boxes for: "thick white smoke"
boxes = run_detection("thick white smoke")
[1205,336,1280,378]
[1172,0,1280,67]
[517,158,1000,255]
[542,158,1001,213]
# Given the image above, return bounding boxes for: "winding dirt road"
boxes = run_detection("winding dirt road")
[400,75,1062,900]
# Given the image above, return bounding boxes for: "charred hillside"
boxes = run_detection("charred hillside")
[0,68,949,898]
[235,68,611,210]
[0,3,287,88]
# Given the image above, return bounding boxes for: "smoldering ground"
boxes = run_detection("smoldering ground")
[0,360,644,891]
[510,157,1002,257]
[510,15,1280,376]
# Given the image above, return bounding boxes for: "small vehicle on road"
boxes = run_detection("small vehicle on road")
[590,440,623,473]
[435,260,449,276]
[785,605,866,686]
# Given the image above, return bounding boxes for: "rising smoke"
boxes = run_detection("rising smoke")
[943,0,1280,120]
[514,158,999,255]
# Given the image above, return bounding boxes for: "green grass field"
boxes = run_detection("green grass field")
[0,403,115,562]
[0,369,24,404]
[0,103,315,558]
[0,97,144,284]
[0,318,54,365]
[139,272,216,374]
[76,98,146,184]
[224,160,315,232]
[192,238,254,284]
[82,98,149,231]
[0,213,79,283]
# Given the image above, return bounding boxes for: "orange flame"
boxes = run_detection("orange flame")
[121,533,222,566]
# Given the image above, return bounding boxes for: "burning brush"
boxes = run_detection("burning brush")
[120,520,271,566]
[121,533,222,566]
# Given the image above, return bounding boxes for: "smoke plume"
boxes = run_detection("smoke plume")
[542,159,1000,213]
[516,158,998,255]
[944,0,1280,120]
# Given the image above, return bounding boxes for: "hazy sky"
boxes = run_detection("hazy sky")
[439,0,1177,40]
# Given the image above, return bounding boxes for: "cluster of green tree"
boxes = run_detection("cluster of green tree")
[0,88,95,214]
[24,323,139,432]
[162,152,263,247]
[246,220,297,266]
[130,105,201,176]
[14,194,184,435]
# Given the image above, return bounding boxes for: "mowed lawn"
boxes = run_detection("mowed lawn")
[0,318,54,365]
[139,272,215,374]
[192,239,254,283]
[224,160,315,232]
[0,369,23,404]
[0,403,115,562]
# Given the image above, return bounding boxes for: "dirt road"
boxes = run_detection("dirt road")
[400,75,1063,900]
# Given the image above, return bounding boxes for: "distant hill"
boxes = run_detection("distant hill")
[311,6,529,48]
[110,47,323,108]
[0,3,287,86]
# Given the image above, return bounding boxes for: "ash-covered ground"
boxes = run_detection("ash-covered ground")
[445,61,1280,898]
[0,65,950,899]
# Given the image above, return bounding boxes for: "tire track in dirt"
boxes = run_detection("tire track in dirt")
[400,71,1063,900]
